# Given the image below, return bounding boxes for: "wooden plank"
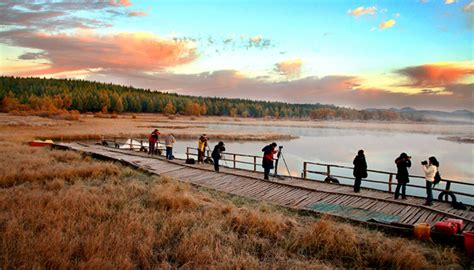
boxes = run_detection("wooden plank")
[400,208,422,224]
[405,210,427,225]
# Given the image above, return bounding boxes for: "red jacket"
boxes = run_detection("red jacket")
[149,131,160,143]
[263,147,276,161]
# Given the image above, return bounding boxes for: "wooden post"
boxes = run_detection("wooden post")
[129,137,132,150]
[140,140,143,152]
[303,162,307,179]
[388,173,393,193]
[186,147,190,160]
[253,156,257,172]
[327,165,331,177]
[233,154,236,168]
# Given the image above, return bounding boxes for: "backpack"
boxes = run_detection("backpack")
[433,171,441,187]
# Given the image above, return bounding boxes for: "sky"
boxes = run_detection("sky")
[0,0,473,111]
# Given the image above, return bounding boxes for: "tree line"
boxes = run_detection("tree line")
[0,76,419,121]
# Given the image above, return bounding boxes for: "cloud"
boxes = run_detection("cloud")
[274,58,303,79]
[128,11,148,17]
[247,35,271,49]
[85,69,472,110]
[348,6,377,17]
[1,31,197,76]
[464,2,474,11]
[396,63,474,88]
[110,0,133,7]
[445,0,456,4]
[379,19,396,29]
[0,0,134,31]
[18,52,47,60]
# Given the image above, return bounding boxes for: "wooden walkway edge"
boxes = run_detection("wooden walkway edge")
[55,143,474,234]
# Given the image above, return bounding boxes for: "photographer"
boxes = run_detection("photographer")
[262,142,277,180]
[394,153,411,200]
[148,129,160,156]
[422,156,439,206]
[197,134,208,164]
[353,150,367,193]
[211,141,226,172]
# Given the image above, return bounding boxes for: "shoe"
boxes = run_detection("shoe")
[402,197,407,200]
[394,197,399,200]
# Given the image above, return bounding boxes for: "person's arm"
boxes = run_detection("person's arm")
[422,165,436,175]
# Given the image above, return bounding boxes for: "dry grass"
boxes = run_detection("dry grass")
[0,142,465,269]
[0,113,298,143]
[35,132,297,142]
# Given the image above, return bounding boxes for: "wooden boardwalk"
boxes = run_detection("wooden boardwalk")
[57,143,474,232]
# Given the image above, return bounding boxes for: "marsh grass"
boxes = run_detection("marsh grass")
[0,142,463,269]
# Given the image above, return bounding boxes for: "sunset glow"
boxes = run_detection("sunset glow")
[1,0,473,110]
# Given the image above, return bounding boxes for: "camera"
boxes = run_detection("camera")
[421,160,428,165]
[279,146,283,149]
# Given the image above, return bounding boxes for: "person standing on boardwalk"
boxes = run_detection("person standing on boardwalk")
[197,134,208,164]
[353,149,367,193]
[394,152,411,200]
[211,141,226,172]
[164,133,176,160]
[422,156,439,206]
[148,129,160,156]
[262,142,277,180]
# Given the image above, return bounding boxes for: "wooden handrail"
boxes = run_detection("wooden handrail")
[303,161,474,186]
[187,146,267,159]
[303,162,474,200]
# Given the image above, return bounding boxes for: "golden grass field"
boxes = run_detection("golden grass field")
[0,113,469,269]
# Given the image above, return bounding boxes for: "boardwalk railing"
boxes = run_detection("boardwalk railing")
[302,161,474,203]
[185,146,275,172]
[101,137,165,152]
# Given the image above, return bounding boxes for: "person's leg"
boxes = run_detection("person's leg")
[264,168,270,180]
[354,177,361,192]
[401,183,407,199]
[169,147,173,160]
[166,147,171,159]
[197,150,202,163]
[149,142,155,156]
[426,181,433,205]
[395,183,401,199]
[214,159,219,171]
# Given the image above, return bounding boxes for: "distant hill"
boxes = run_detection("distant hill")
[365,107,473,124]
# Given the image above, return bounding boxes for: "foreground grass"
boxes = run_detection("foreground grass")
[0,142,463,269]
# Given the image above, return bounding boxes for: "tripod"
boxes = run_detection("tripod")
[273,146,293,180]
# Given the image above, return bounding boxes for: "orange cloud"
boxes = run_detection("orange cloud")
[464,2,474,11]
[349,6,377,17]
[89,69,472,110]
[397,63,474,87]
[379,19,396,29]
[110,0,132,7]
[445,0,456,4]
[128,11,148,17]
[2,31,197,76]
[275,58,303,79]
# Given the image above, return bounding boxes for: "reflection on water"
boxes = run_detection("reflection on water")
[170,123,473,204]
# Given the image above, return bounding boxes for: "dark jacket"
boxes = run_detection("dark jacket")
[211,144,225,160]
[353,154,367,178]
[262,145,276,169]
[395,157,411,183]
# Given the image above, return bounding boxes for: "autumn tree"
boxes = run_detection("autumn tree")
[163,101,176,115]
